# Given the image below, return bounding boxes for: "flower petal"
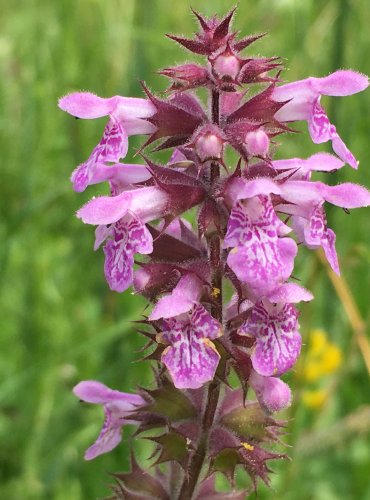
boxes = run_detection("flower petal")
[89,163,152,187]
[162,318,220,389]
[103,216,152,293]
[94,225,113,251]
[78,185,169,226]
[104,239,134,292]
[71,118,129,192]
[307,98,358,168]
[267,283,313,304]
[73,381,112,404]
[226,177,282,203]
[273,70,369,101]
[273,153,344,173]
[249,371,292,413]
[84,411,122,460]
[331,134,358,169]
[149,274,203,320]
[58,92,117,119]
[190,303,222,341]
[313,70,369,97]
[241,303,301,376]
[322,228,339,275]
[225,198,296,294]
[73,381,143,407]
[318,182,370,208]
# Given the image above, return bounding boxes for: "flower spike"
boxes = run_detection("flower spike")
[61,8,369,498]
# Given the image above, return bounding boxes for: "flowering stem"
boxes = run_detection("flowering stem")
[177,89,223,500]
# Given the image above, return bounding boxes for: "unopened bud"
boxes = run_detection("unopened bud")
[249,370,291,413]
[213,54,241,80]
[195,133,224,162]
[245,129,270,157]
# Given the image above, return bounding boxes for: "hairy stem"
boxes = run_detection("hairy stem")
[177,89,223,500]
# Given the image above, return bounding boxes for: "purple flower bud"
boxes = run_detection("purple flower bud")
[195,131,224,162]
[213,51,240,80]
[249,370,291,413]
[245,129,270,157]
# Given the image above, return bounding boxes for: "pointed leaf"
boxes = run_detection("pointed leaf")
[221,401,283,442]
[113,453,169,499]
[211,448,239,482]
[149,430,188,466]
[145,382,196,421]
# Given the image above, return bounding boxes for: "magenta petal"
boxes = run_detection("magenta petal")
[225,198,296,293]
[161,305,221,389]
[84,416,122,460]
[314,70,369,97]
[278,237,298,281]
[149,274,203,320]
[267,283,313,304]
[162,316,220,389]
[73,381,143,407]
[273,70,369,101]
[249,371,292,413]
[71,118,129,192]
[303,204,327,246]
[304,152,344,172]
[319,182,370,209]
[77,191,132,225]
[226,177,282,203]
[78,186,168,226]
[103,216,152,293]
[162,336,220,390]
[90,163,152,187]
[94,225,112,251]
[241,303,301,376]
[104,240,134,292]
[308,98,337,144]
[73,381,112,404]
[190,303,222,341]
[331,135,358,169]
[58,92,117,119]
[307,99,358,168]
[71,163,92,193]
[73,380,145,459]
[273,153,344,173]
[322,228,340,275]
[127,216,153,254]
[114,96,156,120]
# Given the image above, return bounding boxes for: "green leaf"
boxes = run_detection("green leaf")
[221,401,280,441]
[150,430,188,465]
[145,381,196,421]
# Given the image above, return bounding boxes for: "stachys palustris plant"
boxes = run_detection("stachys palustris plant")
[59,8,369,499]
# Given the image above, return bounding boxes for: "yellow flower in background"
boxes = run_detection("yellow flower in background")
[302,329,342,382]
[300,329,342,409]
[302,389,329,409]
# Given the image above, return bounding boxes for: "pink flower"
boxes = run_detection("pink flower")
[94,214,153,293]
[73,381,145,460]
[77,186,168,291]
[239,283,313,376]
[273,70,369,168]
[224,195,297,295]
[159,304,222,389]
[226,176,370,274]
[58,92,156,191]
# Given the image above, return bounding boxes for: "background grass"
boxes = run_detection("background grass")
[1,0,370,498]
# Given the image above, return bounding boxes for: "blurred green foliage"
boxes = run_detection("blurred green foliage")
[1,0,369,498]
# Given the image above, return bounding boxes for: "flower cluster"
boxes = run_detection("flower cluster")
[60,8,369,498]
